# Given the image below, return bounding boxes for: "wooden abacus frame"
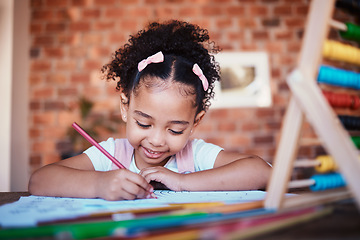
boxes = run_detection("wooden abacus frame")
[264,0,360,210]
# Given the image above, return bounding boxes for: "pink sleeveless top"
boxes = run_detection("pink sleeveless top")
[111,139,195,173]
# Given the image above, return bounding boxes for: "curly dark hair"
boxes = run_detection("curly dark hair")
[101,20,221,113]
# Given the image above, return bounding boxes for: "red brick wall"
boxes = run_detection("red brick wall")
[28,0,354,173]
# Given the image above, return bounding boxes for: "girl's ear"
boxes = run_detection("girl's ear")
[119,92,129,122]
[193,110,206,129]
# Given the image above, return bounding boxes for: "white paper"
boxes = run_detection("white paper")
[0,190,266,228]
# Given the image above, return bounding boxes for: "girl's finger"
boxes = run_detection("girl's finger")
[139,167,162,177]
[126,171,153,191]
[121,180,148,199]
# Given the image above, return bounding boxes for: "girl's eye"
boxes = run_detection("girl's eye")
[136,121,151,128]
[169,129,184,135]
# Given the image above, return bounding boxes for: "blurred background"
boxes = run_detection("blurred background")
[1,0,357,191]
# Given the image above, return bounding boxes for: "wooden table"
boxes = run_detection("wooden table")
[0,192,30,206]
[0,192,359,239]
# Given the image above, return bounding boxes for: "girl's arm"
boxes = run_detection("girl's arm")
[184,151,271,191]
[140,151,272,191]
[28,153,154,200]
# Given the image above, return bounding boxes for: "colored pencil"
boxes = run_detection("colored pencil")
[0,208,272,239]
[72,122,157,199]
[207,200,264,213]
[72,122,125,169]
[41,202,226,226]
[0,200,329,240]
[137,206,332,240]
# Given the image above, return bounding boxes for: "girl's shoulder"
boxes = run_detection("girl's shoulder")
[191,138,223,152]
[191,138,223,161]
[190,139,223,171]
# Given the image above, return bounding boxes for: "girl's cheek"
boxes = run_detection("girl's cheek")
[127,125,148,142]
[170,135,190,152]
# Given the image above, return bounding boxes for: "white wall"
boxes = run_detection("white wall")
[0,0,29,191]
[0,0,13,191]
[11,0,29,191]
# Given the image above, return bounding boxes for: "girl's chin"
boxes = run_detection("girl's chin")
[144,156,170,166]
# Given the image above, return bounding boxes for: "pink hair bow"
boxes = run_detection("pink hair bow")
[193,63,208,91]
[138,51,164,72]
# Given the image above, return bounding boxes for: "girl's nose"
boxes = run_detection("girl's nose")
[148,129,165,147]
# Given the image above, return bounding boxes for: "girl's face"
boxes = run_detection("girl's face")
[120,81,205,170]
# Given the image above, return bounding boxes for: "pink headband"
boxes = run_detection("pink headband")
[137,51,208,91]
[193,63,209,91]
[138,51,164,72]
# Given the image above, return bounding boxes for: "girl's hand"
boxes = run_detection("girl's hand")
[140,167,184,191]
[95,169,154,200]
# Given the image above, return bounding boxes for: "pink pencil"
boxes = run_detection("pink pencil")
[72,122,125,169]
[72,122,157,199]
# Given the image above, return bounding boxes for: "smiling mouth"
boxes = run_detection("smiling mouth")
[142,146,166,159]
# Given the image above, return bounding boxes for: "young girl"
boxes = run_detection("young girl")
[29,20,271,200]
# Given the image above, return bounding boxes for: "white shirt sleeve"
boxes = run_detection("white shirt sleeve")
[83,138,115,171]
[192,139,223,171]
